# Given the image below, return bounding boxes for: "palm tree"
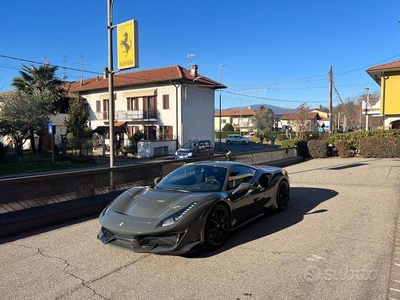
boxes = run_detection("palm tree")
[12,63,62,91]
[11,63,65,152]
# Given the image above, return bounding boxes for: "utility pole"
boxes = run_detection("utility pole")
[329,66,333,133]
[365,87,370,131]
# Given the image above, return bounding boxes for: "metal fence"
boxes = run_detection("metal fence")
[0,147,297,215]
[0,147,298,237]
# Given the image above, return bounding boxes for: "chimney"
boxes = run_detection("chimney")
[103,67,108,79]
[190,64,198,77]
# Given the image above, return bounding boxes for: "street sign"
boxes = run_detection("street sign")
[117,19,139,70]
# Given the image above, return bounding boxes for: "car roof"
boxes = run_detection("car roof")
[185,160,254,169]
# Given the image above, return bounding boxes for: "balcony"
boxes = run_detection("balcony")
[95,109,158,121]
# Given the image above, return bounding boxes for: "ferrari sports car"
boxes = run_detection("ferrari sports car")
[98,161,290,255]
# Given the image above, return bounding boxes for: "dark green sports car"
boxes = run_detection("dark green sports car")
[98,161,290,255]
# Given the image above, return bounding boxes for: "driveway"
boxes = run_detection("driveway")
[0,157,398,299]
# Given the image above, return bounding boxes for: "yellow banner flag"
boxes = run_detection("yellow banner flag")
[117,20,139,70]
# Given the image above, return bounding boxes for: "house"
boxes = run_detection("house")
[366,61,400,129]
[281,111,322,133]
[66,64,225,157]
[214,108,256,134]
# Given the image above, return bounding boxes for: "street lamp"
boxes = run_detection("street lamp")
[365,87,370,131]
[218,64,225,150]
[107,0,116,167]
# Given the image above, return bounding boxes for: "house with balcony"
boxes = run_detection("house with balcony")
[66,64,225,157]
[281,111,322,133]
[366,61,400,129]
[214,108,256,134]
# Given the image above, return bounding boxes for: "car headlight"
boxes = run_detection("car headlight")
[175,151,178,155]
[159,202,198,227]
[188,152,193,157]
[282,169,288,177]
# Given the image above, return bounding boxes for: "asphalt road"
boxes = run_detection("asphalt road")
[1,157,399,300]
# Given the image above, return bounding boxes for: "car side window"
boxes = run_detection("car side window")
[227,166,256,190]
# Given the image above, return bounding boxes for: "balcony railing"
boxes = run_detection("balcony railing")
[95,109,158,121]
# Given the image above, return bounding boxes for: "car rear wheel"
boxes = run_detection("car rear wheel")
[205,204,230,248]
[242,141,247,145]
[276,179,290,211]
[226,140,232,144]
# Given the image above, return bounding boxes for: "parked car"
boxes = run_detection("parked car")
[243,132,255,138]
[226,134,250,145]
[97,161,290,254]
[175,139,214,159]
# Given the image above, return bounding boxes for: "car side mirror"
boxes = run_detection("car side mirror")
[154,177,161,186]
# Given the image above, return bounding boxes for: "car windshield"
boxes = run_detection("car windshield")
[157,165,227,192]
[181,141,198,150]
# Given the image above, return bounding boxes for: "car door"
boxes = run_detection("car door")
[227,166,258,225]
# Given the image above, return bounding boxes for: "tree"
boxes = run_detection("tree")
[129,131,144,154]
[222,124,234,132]
[11,63,65,152]
[64,95,89,139]
[0,89,54,155]
[292,103,310,139]
[252,105,275,135]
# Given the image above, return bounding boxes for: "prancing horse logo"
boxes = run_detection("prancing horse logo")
[120,32,132,57]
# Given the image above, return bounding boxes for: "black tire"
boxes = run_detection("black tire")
[205,204,230,248]
[276,179,290,211]
[226,140,232,145]
[242,141,247,145]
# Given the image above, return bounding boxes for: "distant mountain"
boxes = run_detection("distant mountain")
[222,104,296,116]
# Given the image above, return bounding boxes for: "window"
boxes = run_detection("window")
[143,125,157,141]
[227,166,256,190]
[143,96,157,119]
[128,126,140,138]
[127,97,139,110]
[159,126,173,140]
[96,100,101,112]
[163,95,169,109]
[102,99,109,119]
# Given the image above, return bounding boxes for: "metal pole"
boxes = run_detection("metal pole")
[107,0,115,167]
[329,66,333,133]
[365,87,369,131]
[219,64,225,150]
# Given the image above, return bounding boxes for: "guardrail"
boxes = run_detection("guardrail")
[0,147,299,238]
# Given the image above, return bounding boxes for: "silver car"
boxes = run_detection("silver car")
[226,134,250,145]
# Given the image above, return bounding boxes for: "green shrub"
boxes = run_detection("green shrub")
[276,133,287,141]
[335,140,352,158]
[359,137,400,158]
[281,139,309,158]
[307,140,328,158]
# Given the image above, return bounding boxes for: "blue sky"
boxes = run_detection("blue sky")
[1,0,400,110]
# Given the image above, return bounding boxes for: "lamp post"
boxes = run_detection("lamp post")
[218,64,225,150]
[365,87,370,131]
[107,0,116,167]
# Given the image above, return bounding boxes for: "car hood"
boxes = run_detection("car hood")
[110,187,206,219]
[176,147,193,152]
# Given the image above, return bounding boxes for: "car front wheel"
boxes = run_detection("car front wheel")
[276,179,290,211]
[205,204,230,248]
[226,140,232,144]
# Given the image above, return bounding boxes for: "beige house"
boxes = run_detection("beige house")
[281,111,323,133]
[66,65,225,157]
[214,108,256,134]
